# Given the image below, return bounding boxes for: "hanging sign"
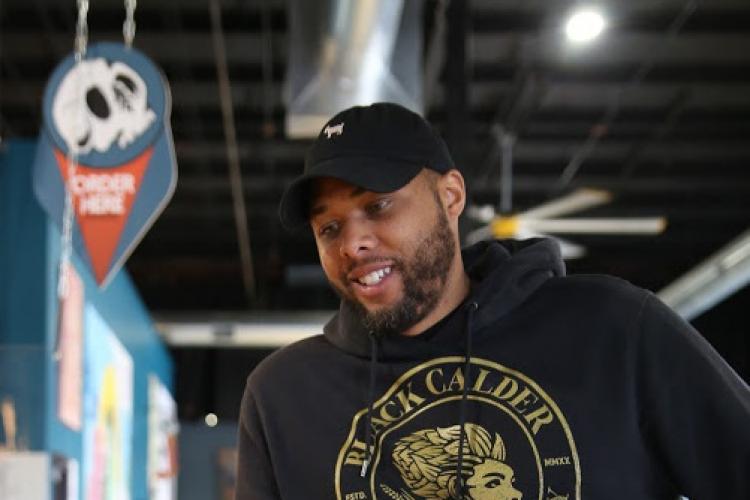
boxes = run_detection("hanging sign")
[57,262,84,431]
[33,42,177,287]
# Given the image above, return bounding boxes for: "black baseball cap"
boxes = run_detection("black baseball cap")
[278,102,454,229]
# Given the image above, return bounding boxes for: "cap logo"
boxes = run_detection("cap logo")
[323,122,344,139]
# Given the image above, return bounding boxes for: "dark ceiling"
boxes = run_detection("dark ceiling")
[3,0,749,417]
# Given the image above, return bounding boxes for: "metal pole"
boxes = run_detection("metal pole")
[208,0,257,305]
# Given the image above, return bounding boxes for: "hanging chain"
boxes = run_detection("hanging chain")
[123,0,137,48]
[74,0,89,62]
[57,0,89,303]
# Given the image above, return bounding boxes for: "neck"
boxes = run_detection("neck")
[401,256,470,337]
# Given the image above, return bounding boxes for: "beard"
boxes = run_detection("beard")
[336,196,456,336]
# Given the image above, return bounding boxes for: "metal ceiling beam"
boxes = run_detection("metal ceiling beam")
[30,0,69,59]
[9,32,750,66]
[169,138,750,164]
[619,89,691,178]
[469,33,750,65]
[161,2,207,159]
[171,173,750,196]
[444,0,471,170]
[659,228,750,320]
[152,204,750,228]
[469,3,750,33]
[423,0,448,107]
[156,311,334,348]
[7,79,750,110]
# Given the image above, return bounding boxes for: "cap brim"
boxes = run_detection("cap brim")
[279,157,423,230]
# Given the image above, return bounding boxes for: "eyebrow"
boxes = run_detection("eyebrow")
[309,186,368,217]
[478,472,506,479]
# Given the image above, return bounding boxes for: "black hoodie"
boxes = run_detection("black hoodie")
[236,239,750,500]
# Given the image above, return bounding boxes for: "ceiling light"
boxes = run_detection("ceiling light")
[565,9,606,43]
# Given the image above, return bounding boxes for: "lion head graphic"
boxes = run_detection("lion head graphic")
[391,423,522,500]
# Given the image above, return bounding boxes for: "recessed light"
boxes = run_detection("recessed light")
[566,9,606,43]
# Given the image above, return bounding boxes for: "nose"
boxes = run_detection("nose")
[339,219,377,259]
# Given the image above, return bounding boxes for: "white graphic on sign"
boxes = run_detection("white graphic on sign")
[52,58,156,155]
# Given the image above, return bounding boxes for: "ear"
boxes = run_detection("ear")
[437,169,466,219]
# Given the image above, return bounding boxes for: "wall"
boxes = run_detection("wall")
[0,140,51,451]
[0,139,174,500]
[178,421,238,500]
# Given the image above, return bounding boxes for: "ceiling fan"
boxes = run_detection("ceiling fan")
[464,127,667,259]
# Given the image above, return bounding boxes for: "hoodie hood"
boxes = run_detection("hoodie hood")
[323,238,565,360]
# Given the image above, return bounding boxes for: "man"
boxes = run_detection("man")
[236,103,750,499]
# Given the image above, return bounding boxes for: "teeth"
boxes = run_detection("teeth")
[358,267,391,286]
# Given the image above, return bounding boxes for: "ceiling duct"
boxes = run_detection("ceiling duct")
[285,0,424,138]
[658,228,750,320]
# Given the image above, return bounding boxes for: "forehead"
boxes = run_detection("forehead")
[473,459,513,474]
[311,177,367,201]
[307,172,434,221]
[310,171,432,202]
[307,177,371,219]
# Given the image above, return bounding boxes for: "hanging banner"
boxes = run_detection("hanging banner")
[82,305,133,500]
[33,42,177,287]
[57,262,84,431]
[147,375,179,500]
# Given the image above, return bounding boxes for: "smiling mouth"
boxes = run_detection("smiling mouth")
[354,266,392,286]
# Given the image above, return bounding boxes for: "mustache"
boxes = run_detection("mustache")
[341,256,402,277]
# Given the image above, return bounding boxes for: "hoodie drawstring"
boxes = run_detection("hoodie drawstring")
[361,331,379,477]
[455,301,478,498]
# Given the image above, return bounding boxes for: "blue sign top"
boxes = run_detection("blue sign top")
[42,42,170,168]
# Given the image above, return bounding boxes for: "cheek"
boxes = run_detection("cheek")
[317,246,341,281]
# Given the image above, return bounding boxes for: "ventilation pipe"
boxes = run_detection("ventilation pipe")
[285,0,423,138]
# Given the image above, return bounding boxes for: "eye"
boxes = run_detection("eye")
[366,197,391,216]
[86,87,110,119]
[484,479,501,488]
[317,221,340,240]
[115,74,137,93]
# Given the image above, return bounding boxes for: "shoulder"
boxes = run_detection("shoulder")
[537,274,698,346]
[540,273,651,314]
[514,273,658,349]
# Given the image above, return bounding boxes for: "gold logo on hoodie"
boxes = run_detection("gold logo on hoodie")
[392,423,522,499]
[335,357,580,500]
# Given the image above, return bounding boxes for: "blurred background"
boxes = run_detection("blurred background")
[1,0,749,499]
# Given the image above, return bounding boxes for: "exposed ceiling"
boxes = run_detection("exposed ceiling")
[3,0,749,417]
